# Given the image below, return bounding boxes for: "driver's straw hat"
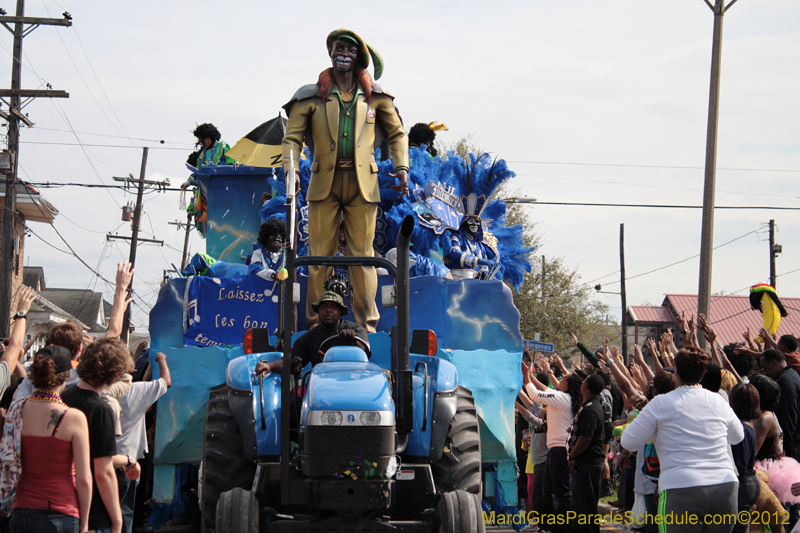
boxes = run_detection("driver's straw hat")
[312,291,348,316]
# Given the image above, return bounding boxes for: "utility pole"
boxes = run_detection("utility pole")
[168,214,194,270]
[697,0,739,349]
[620,223,628,364]
[106,148,169,343]
[769,220,781,289]
[541,256,545,300]
[0,2,71,337]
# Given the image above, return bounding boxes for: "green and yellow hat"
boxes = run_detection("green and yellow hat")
[326,28,384,80]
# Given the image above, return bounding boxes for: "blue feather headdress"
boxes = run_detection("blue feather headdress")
[258,146,533,291]
[381,146,534,291]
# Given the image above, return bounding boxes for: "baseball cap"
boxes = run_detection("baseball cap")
[36,345,73,374]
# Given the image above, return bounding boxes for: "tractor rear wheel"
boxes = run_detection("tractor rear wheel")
[436,490,485,533]
[431,385,482,494]
[217,488,258,533]
[201,384,257,533]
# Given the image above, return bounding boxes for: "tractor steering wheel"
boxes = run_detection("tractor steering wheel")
[318,333,371,359]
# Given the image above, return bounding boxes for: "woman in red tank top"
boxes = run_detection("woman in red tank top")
[9,346,92,533]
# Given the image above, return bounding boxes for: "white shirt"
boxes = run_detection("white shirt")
[621,385,743,491]
[529,388,574,449]
[14,367,78,404]
[116,379,168,459]
[13,374,33,403]
[0,361,10,401]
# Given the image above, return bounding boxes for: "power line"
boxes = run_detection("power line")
[730,267,800,296]
[507,160,800,174]
[32,126,187,145]
[20,184,114,286]
[41,0,130,143]
[19,140,187,150]
[602,228,762,287]
[516,173,798,200]
[48,99,121,207]
[519,201,800,210]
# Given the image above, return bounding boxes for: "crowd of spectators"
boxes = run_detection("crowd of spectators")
[0,262,171,533]
[516,313,800,533]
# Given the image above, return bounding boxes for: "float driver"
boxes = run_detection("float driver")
[255,291,369,378]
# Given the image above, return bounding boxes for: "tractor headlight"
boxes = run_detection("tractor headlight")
[321,411,343,425]
[359,412,381,426]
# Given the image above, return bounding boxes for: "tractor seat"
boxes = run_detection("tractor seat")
[322,346,369,363]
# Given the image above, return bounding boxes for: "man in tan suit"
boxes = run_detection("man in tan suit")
[282,29,408,332]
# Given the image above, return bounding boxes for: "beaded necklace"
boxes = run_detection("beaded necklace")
[81,381,102,395]
[28,388,67,407]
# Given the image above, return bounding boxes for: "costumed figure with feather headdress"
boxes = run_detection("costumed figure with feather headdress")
[444,193,500,280]
[379,147,535,291]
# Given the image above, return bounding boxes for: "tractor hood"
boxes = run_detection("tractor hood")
[300,360,395,427]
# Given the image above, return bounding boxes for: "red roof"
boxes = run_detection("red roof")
[628,306,675,324]
[630,294,800,347]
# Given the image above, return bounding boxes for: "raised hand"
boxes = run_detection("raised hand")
[630,363,644,384]
[705,324,718,345]
[646,337,657,355]
[595,346,610,362]
[15,285,36,315]
[536,355,551,375]
[676,311,687,333]
[571,333,579,346]
[633,343,645,364]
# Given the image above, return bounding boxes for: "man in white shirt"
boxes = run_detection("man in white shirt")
[525,357,584,533]
[115,351,172,533]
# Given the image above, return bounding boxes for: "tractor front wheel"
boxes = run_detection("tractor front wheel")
[431,385,482,494]
[200,384,257,533]
[436,490,485,533]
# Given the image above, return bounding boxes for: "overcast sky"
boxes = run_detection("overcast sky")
[3,0,799,332]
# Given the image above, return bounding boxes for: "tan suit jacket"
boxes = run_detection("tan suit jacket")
[282,84,408,203]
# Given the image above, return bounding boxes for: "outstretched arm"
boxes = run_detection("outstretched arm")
[647,338,664,373]
[104,262,133,339]
[698,314,722,367]
[572,333,600,369]
[1,287,36,374]
[632,343,655,383]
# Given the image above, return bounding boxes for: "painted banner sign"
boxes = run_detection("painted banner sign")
[184,274,279,347]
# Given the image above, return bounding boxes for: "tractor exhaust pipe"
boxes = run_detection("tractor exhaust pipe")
[395,215,414,434]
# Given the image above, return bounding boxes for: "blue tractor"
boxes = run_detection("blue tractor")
[198,216,485,532]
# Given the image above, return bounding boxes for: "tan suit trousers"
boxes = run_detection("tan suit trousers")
[306,169,380,333]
